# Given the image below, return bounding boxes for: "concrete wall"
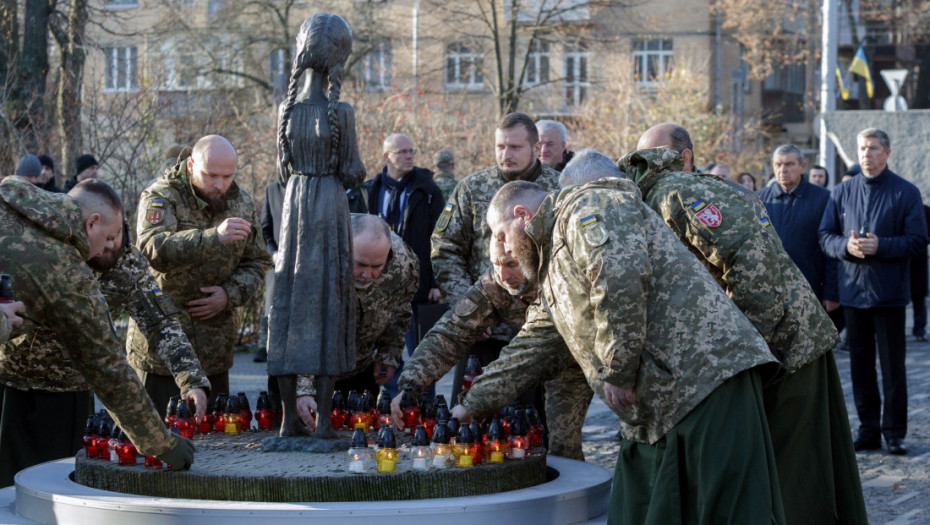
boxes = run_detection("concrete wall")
[823,110,930,200]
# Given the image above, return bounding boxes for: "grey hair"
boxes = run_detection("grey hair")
[857,128,891,150]
[772,143,804,163]
[559,148,624,187]
[536,120,567,143]
[350,213,390,243]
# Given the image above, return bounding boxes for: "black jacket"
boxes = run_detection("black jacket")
[348,166,445,304]
[261,180,285,255]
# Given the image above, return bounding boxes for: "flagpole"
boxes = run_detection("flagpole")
[819,0,838,180]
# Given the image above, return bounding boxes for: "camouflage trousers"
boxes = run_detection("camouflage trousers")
[544,365,593,461]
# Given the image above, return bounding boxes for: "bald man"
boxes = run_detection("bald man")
[130,135,272,415]
[349,132,444,396]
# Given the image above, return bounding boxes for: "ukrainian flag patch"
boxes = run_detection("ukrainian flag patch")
[761,217,772,227]
[580,215,597,227]
[151,199,164,208]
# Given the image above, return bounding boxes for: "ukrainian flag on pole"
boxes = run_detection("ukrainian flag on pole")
[849,45,874,98]
[835,65,849,100]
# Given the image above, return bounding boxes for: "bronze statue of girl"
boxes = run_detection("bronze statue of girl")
[269,13,366,438]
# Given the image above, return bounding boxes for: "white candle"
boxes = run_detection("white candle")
[349,460,365,473]
[432,454,449,468]
[510,448,526,459]
[412,457,428,470]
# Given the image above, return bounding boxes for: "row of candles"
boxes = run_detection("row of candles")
[347,411,533,474]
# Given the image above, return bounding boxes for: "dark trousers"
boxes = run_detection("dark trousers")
[0,386,91,487]
[913,297,927,337]
[845,306,908,441]
[140,370,229,418]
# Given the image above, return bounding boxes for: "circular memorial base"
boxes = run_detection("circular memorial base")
[74,429,548,502]
[8,456,611,525]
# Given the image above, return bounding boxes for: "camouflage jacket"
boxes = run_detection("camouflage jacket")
[430,161,560,340]
[475,178,776,444]
[0,239,210,395]
[397,269,537,397]
[0,312,9,345]
[432,171,457,202]
[0,177,177,456]
[618,147,839,372]
[297,231,419,396]
[129,161,272,376]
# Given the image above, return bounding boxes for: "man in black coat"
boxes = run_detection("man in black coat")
[348,133,445,396]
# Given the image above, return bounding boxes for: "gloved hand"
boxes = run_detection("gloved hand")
[156,435,195,470]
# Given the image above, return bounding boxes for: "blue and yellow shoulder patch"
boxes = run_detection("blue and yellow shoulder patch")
[580,214,609,247]
[150,199,164,208]
[435,202,455,233]
[580,214,597,227]
[760,216,772,228]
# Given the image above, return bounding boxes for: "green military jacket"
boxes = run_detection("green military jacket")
[398,269,537,397]
[617,147,839,372]
[0,177,177,456]
[297,231,419,396]
[0,240,210,396]
[129,161,272,376]
[430,161,559,340]
[469,178,776,444]
[0,312,9,345]
[432,171,457,202]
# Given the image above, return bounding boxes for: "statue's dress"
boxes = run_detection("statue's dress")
[268,100,366,376]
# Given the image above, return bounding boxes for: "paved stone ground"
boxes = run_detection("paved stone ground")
[177,316,930,523]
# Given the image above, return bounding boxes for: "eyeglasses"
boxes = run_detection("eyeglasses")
[388,149,417,156]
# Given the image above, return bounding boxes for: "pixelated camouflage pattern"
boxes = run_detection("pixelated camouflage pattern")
[0,177,176,456]
[399,269,593,459]
[430,161,560,341]
[0,241,210,396]
[432,171,457,202]
[617,147,839,372]
[297,231,418,397]
[129,160,272,376]
[466,178,776,444]
[0,311,9,345]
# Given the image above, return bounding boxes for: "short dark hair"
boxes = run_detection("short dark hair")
[497,112,539,146]
[772,144,804,164]
[37,154,54,170]
[810,164,829,178]
[488,180,548,222]
[668,125,693,154]
[68,179,124,217]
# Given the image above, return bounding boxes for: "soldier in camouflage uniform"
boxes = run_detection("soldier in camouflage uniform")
[394,240,592,459]
[619,124,867,525]
[293,215,419,432]
[431,149,457,201]
[130,135,271,416]
[0,178,194,486]
[431,112,560,403]
[474,172,784,524]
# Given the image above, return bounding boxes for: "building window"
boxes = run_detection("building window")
[103,0,137,9]
[361,42,392,91]
[525,39,550,87]
[632,39,673,86]
[103,46,138,92]
[563,41,589,107]
[445,43,484,90]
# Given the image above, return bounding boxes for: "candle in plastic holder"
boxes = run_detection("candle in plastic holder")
[94,418,112,460]
[399,387,420,433]
[164,396,179,428]
[469,421,484,465]
[435,401,451,428]
[82,415,99,458]
[375,427,398,473]
[419,396,436,438]
[447,418,460,446]
[453,424,476,468]
[144,455,163,468]
[507,409,530,459]
[525,405,544,448]
[410,425,433,471]
[213,393,228,432]
[345,390,360,426]
[486,416,506,464]
[116,429,138,465]
[107,426,121,463]
[223,397,241,435]
[198,399,216,434]
[346,428,372,474]
[350,395,372,432]
[331,390,348,430]
[237,392,253,430]
[430,421,453,469]
[174,400,195,438]
[376,392,393,430]
[462,354,482,392]
[255,391,275,430]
